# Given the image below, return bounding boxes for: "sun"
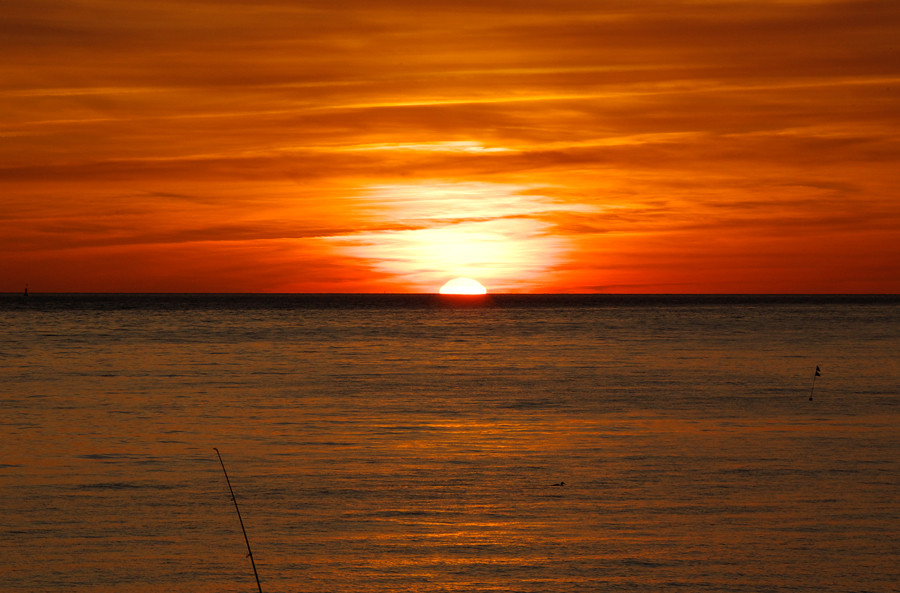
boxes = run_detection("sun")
[439,277,487,295]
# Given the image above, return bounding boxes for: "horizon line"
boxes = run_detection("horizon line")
[3,292,898,297]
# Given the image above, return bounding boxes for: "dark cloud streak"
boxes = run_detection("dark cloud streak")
[1,0,898,292]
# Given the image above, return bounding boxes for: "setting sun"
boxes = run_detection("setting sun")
[439,277,488,295]
[1,1,898,294]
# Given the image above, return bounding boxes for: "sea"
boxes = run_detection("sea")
[1,294,897,593]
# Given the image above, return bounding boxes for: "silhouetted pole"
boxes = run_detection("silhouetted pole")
[809,365,821,401]
[214,448,263,593]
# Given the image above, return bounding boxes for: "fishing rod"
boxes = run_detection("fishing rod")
[214,447,263,593]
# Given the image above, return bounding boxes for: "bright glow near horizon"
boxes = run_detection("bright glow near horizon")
[1,1,898,293]
[329,181,572,293]
[439,277,488,295]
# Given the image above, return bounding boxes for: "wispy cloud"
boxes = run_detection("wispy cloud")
[2,0,898,291]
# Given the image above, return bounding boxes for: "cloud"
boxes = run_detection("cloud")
[2,0,899,292]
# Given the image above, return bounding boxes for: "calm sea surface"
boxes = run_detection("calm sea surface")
[1,294,897,592]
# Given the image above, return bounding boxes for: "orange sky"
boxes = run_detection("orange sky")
[2,0,898,293]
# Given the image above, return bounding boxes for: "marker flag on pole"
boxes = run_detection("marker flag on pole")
[809,366,821,401]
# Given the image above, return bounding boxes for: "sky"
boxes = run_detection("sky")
[2,0,898,293]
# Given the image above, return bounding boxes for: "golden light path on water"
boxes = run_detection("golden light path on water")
[1,296,898,592]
